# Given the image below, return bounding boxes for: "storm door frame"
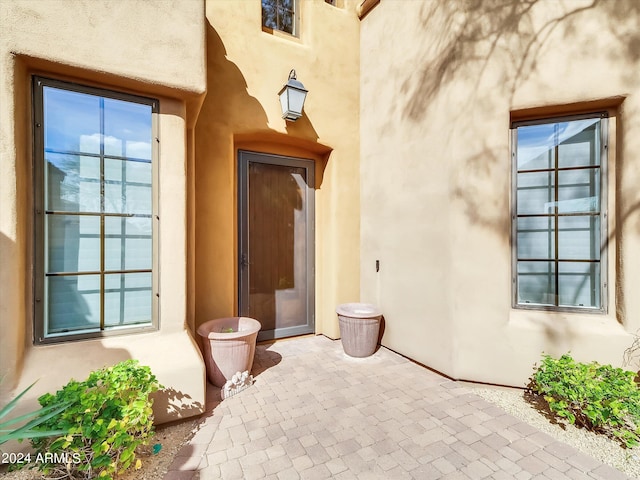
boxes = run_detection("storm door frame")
[237,150,315,341]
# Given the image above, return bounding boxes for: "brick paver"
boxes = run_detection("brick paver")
[163,335,633,479]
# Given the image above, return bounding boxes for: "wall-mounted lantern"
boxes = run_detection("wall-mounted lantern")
[278,69,308,122]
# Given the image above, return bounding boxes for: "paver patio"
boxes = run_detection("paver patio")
[164,335,631,479]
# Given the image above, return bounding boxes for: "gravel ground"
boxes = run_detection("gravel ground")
[473,386,640,479]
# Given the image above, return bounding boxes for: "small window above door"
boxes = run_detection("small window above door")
[262,0,298,37]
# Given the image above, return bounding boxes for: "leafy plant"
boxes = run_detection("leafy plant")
[0,381,69,445]
[527,353,640,448]
[29,360,161,479]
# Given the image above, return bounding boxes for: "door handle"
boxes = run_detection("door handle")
[240,253,251,268]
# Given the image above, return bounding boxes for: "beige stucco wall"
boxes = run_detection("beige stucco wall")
[0,0,207,427]
[360,0,640,386]
[194,1,361,338]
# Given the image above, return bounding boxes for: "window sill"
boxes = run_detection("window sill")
[513,303,606,315]
[509,307,623,333]
[35,324,158,346]
[261,26,301,43]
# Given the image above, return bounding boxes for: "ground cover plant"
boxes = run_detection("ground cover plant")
[26,360,161,479]
[527,353,640,448]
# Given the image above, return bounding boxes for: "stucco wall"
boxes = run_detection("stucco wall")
[194,1,361,338]
[360,0,640,386]
[0,0,207,425]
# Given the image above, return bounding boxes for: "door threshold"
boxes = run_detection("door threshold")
[257,333,316,345]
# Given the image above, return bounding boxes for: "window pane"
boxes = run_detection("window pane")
[516,171,555,215]
[278,7,294,34]
[262,0,278,29]
[514,114,605,310]
[104,99,152,160]
[558,216,600,260]
[557,120,600,168]
[127,160,152,183]
[104,156,122,182]
[44,87,101,154]
[558,262,600,308]
[47,215,100,273]
[517,261,555,305]
[46,153,100,212]
[517,118,600,171]
[516,123,556,171]
[557,169,600,214]
[105,217,152,271]
[46,275,100,333]
[262,0,295,34]
[104,273,152,327]
[517,217,554,260]
[104,158,152,214]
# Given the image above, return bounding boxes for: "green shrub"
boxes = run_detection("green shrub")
[30,360,161,479]
[527,353,640,448]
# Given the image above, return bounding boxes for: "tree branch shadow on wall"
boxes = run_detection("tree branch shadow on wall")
[405,0,640,123]
[394,0,640,340]
[402,0,640,249]
[450,142,511,239]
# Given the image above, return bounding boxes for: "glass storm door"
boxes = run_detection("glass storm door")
[238,151,315,341]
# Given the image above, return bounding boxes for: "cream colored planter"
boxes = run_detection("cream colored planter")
[197,317,261,387]
[336,303,382,358]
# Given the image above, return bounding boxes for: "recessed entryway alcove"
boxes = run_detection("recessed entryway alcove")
[234,133,332,341]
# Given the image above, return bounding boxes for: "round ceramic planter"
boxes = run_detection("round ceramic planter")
[336,303,382,358]
[197,317,261,387]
